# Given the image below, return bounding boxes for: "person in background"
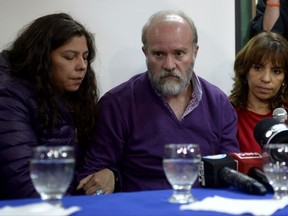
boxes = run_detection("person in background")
[77,10,239,195]
[229,31,288,153]
[0,13,99,199]
[250,0,288,39]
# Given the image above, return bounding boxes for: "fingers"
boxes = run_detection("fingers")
[77,173,93,190]
[77,169,116,195]
[80,173,98,195]
[96,168,115,194]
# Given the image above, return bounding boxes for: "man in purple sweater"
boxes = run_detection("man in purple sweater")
[77,10,239,195]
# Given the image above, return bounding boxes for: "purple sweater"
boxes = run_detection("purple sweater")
[79,72,239,192]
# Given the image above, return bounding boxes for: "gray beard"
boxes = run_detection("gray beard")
[148,67,193,97]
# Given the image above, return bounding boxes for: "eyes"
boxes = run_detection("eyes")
[152,50,186,59]
[252,64,284,75]
[63,52,89,61]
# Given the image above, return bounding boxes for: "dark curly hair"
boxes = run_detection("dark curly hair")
[6,13,99,144]
[230,31,288,111]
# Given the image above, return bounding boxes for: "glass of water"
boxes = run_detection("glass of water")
[30,145,75,206]
[262,143,288,199]
[163,143,201,204]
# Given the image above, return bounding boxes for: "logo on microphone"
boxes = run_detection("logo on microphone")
[231,152,262,159]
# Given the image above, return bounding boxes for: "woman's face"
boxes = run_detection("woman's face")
[247,61,285,102]
[50,35,89,92]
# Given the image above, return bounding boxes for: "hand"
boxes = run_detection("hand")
[77,168,115,195]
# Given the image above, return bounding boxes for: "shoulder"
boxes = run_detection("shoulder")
[98,72,153,112]
[0,55,34,99]
[0,54,36,116]
[103,72,149,101]
[198,76,228,99]
[109,72,147,93]
[198,77,235,116]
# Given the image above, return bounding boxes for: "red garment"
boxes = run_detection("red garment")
[236,108,272,153]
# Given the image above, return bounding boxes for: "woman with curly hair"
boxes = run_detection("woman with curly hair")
[0,13,99,199]
[230,31,288,153]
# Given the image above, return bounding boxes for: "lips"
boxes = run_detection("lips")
[71,77,83,80]
[162,75,179,79]
[70,77,83,85]
[70,77,83,81]
[255,86,272,93]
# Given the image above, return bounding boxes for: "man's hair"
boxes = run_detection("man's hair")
[141,10,198,50]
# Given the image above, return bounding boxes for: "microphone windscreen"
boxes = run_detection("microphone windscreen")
[200,154,267,195]
[272,108,287,123]
[230,152,274,192]
[253,118,281,147]
[219,167,267,195]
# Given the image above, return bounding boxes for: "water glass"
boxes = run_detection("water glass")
[30,145,75,206]
[163,143,201,204]
[262,143,288,199]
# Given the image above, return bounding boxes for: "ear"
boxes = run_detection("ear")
[193,44,199,58]
[142,46,147,57]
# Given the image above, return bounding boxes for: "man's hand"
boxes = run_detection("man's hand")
[77,168,115,195]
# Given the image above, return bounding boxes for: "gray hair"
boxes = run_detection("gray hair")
[141,10,198,50]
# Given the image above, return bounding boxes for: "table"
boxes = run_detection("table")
[0,188,287,216]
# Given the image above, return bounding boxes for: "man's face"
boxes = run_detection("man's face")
[143,18,199,96]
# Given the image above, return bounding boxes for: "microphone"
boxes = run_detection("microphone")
[199,154,267,195]
[254,117,288,147]
[273,107,287,123]
[230,152,273,192]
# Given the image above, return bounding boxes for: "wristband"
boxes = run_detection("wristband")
[266,1,280,7]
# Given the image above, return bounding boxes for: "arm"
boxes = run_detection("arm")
[250,0,267,38]
[0,88,39,199]
[263,0,280,31]
[250,0,285,38]
[77,93,124,194]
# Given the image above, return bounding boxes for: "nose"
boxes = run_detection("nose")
[77,57,87,71]
[163,55,176,71]
[261,70,272,83]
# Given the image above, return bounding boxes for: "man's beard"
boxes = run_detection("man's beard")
[148,64,193,97]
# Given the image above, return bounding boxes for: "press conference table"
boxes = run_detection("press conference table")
[0,188,287,216]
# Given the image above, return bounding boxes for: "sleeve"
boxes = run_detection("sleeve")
[0,87,39,199]
[77,92,125,184]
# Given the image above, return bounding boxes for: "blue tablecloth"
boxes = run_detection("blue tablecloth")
[0,188,287,216]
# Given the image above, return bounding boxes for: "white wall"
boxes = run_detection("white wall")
[0,0,235,96]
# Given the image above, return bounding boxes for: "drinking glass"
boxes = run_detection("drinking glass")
[262,143,288,199]
[30,146,75,206]
[163,143,201,204]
